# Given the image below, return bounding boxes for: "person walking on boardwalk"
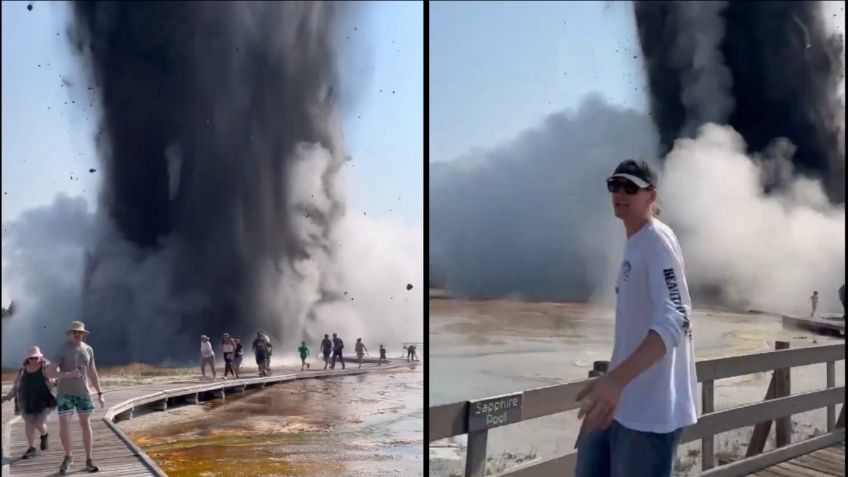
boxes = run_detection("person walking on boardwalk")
[47,321,106,474]
[233,338,243,378]
[298,341,311,371]
[405,344,418,361]
[809,290,819,318]
[199,335,216,380]
[331,333,345,369]
[574,160,697,477]
[321,334,333,369]
[840,284,845,319]
[2,346,69,460]
[355,338,369,368]
[221,333,236,380]
[253,331,270,376]
[378,344,388,365]
[265,335,274,375]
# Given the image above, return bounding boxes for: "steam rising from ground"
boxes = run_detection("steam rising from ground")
[2,2,422,365]
[430,97,657,302]
[431,1,844,315]
[663,124,845,313]
[2,193,423,366]
[430,97,845,315]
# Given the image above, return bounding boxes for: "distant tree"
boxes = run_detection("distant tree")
[1,300,15,319]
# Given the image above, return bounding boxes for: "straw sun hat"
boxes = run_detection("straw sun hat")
[67,321,90,334]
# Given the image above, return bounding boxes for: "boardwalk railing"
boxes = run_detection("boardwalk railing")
[429,342,845,477]
[104,366,388,422]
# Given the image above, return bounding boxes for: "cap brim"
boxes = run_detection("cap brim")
[609,173,650,189]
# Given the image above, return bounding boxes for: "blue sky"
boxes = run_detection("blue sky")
[2,1,423,226]
[429,1,648,164]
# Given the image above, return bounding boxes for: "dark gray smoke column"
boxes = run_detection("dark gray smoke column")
[70,2,349,363]
[634,1,845,202]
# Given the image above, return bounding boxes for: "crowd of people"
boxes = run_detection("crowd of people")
[198,331,403,377]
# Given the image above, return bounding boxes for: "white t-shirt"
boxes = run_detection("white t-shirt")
[610,219,699,434]
[200,341,214,357]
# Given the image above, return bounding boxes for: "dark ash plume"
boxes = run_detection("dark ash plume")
[55,1,350,364]
[635,1,845,202]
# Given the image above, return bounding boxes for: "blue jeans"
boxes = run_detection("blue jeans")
[575,420,683,477]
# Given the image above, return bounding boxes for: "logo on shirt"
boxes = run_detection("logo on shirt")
[663,268,692,338]
[621,260,631,282]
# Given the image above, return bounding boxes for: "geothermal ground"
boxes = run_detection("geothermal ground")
[428,292,845,476]
[120,364,423,477]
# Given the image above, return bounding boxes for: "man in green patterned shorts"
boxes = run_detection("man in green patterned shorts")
[48,321,105,475]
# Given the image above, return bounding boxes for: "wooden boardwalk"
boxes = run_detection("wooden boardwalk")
[3,361,416,477]
[782,314,845,336]
[749,443,845,477]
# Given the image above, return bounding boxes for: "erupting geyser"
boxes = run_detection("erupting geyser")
[3,1,355,364]
[634,1,845,202]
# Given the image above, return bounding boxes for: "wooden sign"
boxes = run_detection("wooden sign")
[467,392,523,433]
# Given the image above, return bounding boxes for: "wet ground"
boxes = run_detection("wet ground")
[127,365,423,477]
[429,298,844,476]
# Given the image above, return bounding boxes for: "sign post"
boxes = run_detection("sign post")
[465,393,524,477]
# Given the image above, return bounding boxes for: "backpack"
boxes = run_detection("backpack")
[255,340,268,354]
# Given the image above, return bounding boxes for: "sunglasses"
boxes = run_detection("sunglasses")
[70,331,85,336]
[606,179,651,195]
[26,357,39,362]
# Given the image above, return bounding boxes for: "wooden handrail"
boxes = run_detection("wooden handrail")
[429,342,845,477]
[429,343,844,442]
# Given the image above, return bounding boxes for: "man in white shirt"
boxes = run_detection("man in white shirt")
[574,159,698,477]
[199,335,216,380]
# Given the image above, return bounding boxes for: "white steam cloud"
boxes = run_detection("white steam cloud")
[431,97,845,316]
[2,142,422,366]
[663,124,845,314]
